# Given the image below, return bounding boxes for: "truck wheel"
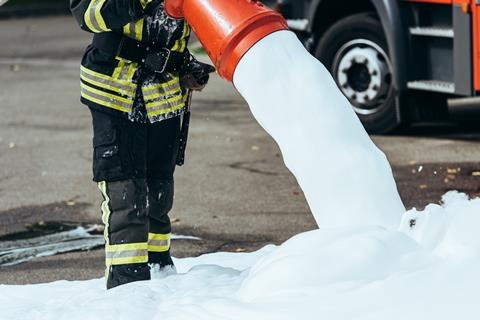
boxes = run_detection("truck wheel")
[314,13,401,134]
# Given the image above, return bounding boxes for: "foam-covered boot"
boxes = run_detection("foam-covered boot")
[149,251,177,279]
[107,263,151,289]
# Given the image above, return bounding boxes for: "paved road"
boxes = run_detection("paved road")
[0,16,479,284]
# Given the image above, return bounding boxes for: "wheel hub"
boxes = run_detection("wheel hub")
[334,39,392,115]
[346,63,371,92]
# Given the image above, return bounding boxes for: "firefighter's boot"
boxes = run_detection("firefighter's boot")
[98,179,151,289]
[147,178,176,274]
[107,264,151,289]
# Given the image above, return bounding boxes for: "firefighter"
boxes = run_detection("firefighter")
[70,0,215,289]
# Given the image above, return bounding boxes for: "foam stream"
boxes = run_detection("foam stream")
[234,30,405,229]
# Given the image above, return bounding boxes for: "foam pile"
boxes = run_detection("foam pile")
[2,192,480,319]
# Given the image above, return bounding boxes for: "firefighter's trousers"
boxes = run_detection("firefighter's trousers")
[90,109,180,288]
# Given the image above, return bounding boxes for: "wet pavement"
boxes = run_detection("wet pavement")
[0,15,479,284]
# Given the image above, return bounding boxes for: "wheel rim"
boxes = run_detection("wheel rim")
[332,39,393,116]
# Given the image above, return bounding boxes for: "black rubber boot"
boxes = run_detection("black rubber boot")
[149,250,174,268]
[149,251,177,279]
[107,263,151,290]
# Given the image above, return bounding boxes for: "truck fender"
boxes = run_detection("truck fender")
[308,0,408,90]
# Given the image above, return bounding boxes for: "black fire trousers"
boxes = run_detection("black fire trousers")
[90,108,181,269]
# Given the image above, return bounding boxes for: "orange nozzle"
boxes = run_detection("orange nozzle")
[164,0,288,81]
[164,0,184,19]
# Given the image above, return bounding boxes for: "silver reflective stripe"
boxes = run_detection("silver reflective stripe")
[148,239,170,247]
[105,249,148,260]
[80,69,134,94]
[88,0,102,32]
[144,81,181,95]
[81,86,133,110]
[129,22,136,39]
[147,104,186,118]
[146,96,184,113]
[118,64,130,81]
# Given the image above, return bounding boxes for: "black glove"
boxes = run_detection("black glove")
[143,1,184,46]
[180,56,216,91]
[143,0,163,16]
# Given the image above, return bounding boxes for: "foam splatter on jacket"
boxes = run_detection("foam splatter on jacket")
[70,0,191,122]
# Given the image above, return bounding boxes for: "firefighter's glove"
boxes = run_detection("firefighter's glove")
[180,57,216,91]
[143,1,184,46]
[143,0,164,16]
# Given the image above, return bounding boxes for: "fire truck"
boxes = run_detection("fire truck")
[276,0,480,133]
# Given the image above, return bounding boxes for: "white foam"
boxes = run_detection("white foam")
[234,30,405,230]
[2,194,480,319]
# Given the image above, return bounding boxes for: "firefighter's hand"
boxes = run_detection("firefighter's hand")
[180,57,216,91]
[143,0,163,16]
[143,1,184,46]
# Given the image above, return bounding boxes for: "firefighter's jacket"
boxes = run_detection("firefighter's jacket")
[70,0,191,122]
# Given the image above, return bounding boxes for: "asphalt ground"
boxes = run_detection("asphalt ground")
[0,15,479,284]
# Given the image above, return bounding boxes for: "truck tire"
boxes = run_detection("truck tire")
[314,13,401,134]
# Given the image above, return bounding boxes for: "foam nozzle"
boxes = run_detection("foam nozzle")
[164,0,184,19]
[164,0,288,81]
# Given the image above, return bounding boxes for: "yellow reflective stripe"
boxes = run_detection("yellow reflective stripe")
[146,93,184,109]
[148,233,171,252]
[81,83,133,113]
[81,82,133,104]
[123,19,144,41]
[106,243,149,252]
[114,59,131,81]
[112,59,136,82]
[105,243,148,265]
[171,23,189,52]
[148,244,170,252]
[98,182,148,267]
[143,77,179,92]
[82,91,131,113]
[106,256,148,266]
[98,181,110,246]
[94,0,110,31]
[126,63,136,81]
[80,73,135,96]
[112,59,125,79]
[147,104,186,118]
[139,0,153,8]
[135,19,143,41]
[98,181,111,284]
[84,0,99,32]
[144,86,181,102]
[148,233,171,241]
[181,24,190,51]
[171,41,181,52]
[123,23,130,37]
[81,66,136,89]
[84,0,110,33]
[124,21,135,39]
[142,77,180,95]
[146,101,186,117]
